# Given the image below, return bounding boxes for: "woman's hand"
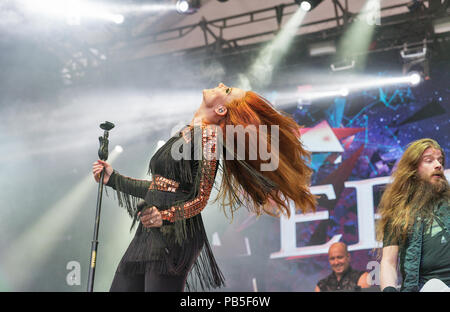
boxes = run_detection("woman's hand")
[92,160,113,184]
[138,206,163,228]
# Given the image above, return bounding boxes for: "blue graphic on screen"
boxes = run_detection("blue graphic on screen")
[213,60,449,292]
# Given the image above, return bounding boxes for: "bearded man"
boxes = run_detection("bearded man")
[377,138,450,292]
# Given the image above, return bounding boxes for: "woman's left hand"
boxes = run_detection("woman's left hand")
[138,206,163,228]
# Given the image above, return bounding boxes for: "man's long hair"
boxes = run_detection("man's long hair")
[216,91,317,219]
[376,138,448,246]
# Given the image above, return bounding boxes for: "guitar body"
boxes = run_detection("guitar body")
[420,278,450,292]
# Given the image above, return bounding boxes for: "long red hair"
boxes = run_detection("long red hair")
[216,91,316,219]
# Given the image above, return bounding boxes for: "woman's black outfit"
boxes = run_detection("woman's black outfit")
[106,125,225,291]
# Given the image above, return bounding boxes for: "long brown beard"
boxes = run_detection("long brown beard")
[408,175,450,222]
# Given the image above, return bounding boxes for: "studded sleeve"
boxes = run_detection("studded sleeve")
[160,125,219,222]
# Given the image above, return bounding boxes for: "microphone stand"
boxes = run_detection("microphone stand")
[87,121,115,292]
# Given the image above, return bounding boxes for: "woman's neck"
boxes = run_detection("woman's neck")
[190,115,204,126]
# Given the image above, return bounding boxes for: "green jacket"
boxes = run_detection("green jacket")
[401,201,449,291]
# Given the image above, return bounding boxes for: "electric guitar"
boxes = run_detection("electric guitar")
[420,278,450,292]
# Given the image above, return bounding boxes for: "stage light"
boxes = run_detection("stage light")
[308,40,336,57]
[112,14,124,24]
[21,0,126,25]
[340,88,350,97]
[176,0,189,13]
[401,40,430,80]
[330,59,355,72]
[176,0,200,14]
[295,0,324,12]
[400,41,426,60]
[433,17,450,34]
[409,72,421,86]
[18,0,182,26]
[300,2,311,11]
[114,145,123,153]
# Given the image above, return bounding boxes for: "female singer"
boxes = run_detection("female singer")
[92,83,316,291]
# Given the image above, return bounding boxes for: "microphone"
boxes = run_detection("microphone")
[100,121,115,131]
[88,120,115,292]
[98,121,114,161]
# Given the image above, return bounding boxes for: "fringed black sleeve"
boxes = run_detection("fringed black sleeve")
[106,171,151,220]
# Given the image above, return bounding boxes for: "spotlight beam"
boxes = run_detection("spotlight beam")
[334,0,380,68]
[20,0,126,24]
[240,7,307,89]
[0,149,122,290]
[296,73,422,102]
[17,0,179,24]
[92,142,164,291]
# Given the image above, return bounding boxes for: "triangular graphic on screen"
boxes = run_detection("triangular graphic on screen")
[320,145,365,199]
[397,100,446,126]
[332,128,364,140]
[300,120,344,153]
[325,153,341,165]
[341,135,355,150]
[311,153,330,171]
